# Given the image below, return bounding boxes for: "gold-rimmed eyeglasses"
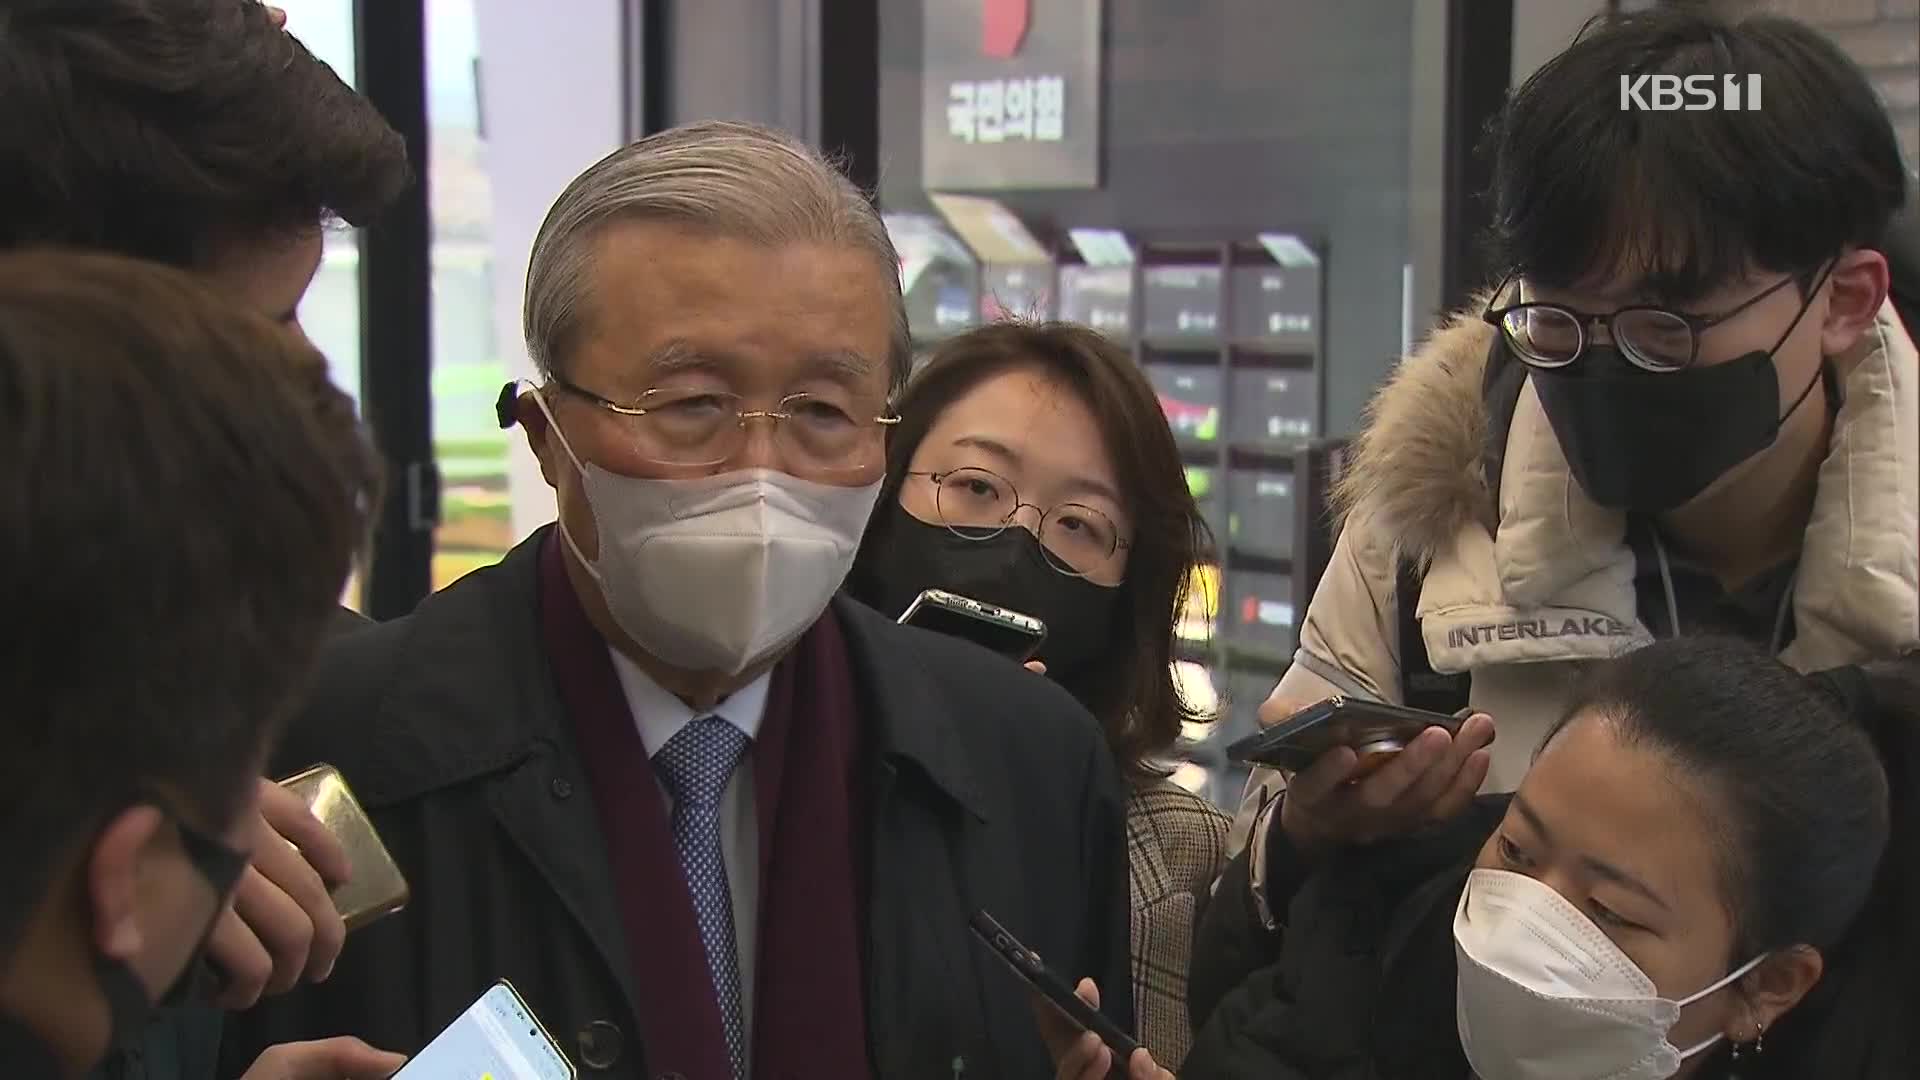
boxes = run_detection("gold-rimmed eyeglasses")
[909,466,1131,582]
[541,376,899,476]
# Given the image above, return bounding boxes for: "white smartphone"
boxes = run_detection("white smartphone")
[394,980,576,1080]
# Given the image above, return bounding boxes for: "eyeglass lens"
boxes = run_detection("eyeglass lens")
[1501,305,1697,370]
[931,467,1119,577]
[610,388,884,472]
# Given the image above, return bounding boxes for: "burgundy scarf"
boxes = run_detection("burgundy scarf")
[539,537,871,1078]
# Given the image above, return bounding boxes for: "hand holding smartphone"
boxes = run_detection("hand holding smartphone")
[395,981,575,1079]
[969,910,1139,1073]
[277,764,410,932]
[1237,699,1495,861]
[1224,696,1462,776]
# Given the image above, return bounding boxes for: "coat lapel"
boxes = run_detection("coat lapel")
[833,598,1011,1077]
[361,531,643,1032]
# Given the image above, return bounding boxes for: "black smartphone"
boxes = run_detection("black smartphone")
[968,910,1140,1069]
[1224,696,1463,776]
[899,589,1047,662]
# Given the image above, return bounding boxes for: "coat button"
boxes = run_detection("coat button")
[576,1019,623,1070]
[550,776,574,800]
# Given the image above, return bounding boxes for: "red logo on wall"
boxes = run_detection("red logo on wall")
[982,0,1031,59]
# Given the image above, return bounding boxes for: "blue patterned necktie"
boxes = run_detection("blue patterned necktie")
[653,715,752,1080]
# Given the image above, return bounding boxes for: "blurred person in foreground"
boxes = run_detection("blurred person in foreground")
[0,0,414,1054]
[1054,637,1917,1079]
[845,321,1229,1068]
[220,121,1130,1080]
[0,252,394,1078]
[1226,8,1916,887]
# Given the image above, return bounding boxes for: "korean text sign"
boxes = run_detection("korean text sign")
[921,0,1102,190]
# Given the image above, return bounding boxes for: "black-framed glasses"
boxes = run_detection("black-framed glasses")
[535,377,899,477]
[909,466,1131,581]
[1481,272,1803,373]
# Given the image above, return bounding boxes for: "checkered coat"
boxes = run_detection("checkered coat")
[1127,781,1230,1070]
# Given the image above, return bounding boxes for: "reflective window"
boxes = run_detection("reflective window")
[278,0,508,602]
[427,0,510,590]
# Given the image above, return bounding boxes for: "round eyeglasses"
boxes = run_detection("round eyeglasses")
[910,466,1131,582]
[543,377,898,477]
[1481,272,1803,373]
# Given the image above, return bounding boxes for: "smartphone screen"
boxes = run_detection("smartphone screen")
[395,982,575,1080]
[899,591,1047,661]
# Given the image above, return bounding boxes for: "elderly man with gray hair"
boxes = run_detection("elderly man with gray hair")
[220,120,1132,1080]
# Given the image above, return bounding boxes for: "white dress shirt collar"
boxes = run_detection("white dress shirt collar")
[606,646,771,756]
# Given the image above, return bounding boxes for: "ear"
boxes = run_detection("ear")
[1730,945,1824,1040]
[85,807,167,962]
[1819,248,1890,357]
[516,392,564,491]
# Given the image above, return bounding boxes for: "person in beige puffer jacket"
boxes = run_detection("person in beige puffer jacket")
[1225,7,1920,868]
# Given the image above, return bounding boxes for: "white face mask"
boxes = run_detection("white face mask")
[532,389,880,675]
[1453,868,1766,1080]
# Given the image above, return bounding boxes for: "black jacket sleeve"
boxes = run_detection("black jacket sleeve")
[1187,850,1269,1034]
[1187,803,1319,1031]
[1183,965,1339,1080]
[1183,799,1510,1080]
[1182,844,1411,1080]
[1081,734,1136,1035]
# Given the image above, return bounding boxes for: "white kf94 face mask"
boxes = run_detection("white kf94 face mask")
[1453,868,1766,1080]
[532,389,880,675]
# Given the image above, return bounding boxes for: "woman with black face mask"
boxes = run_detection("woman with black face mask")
[847,320,1225,1069]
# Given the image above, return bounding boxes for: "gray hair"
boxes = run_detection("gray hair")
[524,120,909,396]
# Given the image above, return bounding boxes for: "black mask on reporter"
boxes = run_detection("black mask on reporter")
[99,808,246,1059]
[1529,267,1834,513]
[102,803,243,1053]
[7,802,247,1071]
[854,502,1121,680]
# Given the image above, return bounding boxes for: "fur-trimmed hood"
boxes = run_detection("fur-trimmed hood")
[1329,295,1501,568]
[1328,293,1920,679]
[1251,296,1919,796]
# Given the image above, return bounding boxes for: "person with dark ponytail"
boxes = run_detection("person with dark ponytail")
[1780,656,1917,1076]
[1050,635,1916,1078]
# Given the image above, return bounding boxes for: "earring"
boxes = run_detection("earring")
[1728,1022,1766,1080]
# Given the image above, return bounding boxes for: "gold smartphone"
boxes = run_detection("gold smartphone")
[276,764,410,932]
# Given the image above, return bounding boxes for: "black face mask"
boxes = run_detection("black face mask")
[852,502,1121,674]
[0,1009,64,1076]
[1529,293,1826,513]
[95,809,248,1055]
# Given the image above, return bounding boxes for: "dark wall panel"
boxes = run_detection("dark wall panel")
[879,0,1416,434]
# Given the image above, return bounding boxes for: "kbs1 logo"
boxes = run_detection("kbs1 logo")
[1619,73,1762,111]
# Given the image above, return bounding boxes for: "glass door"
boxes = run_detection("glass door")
[427,0,510,590]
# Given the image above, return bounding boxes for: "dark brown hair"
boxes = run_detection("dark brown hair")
[1547,637,1915,1077]
[866,321,1213,779]
[0,0,411,264]
[1487,8,1905,302]
[0,250,381,952]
